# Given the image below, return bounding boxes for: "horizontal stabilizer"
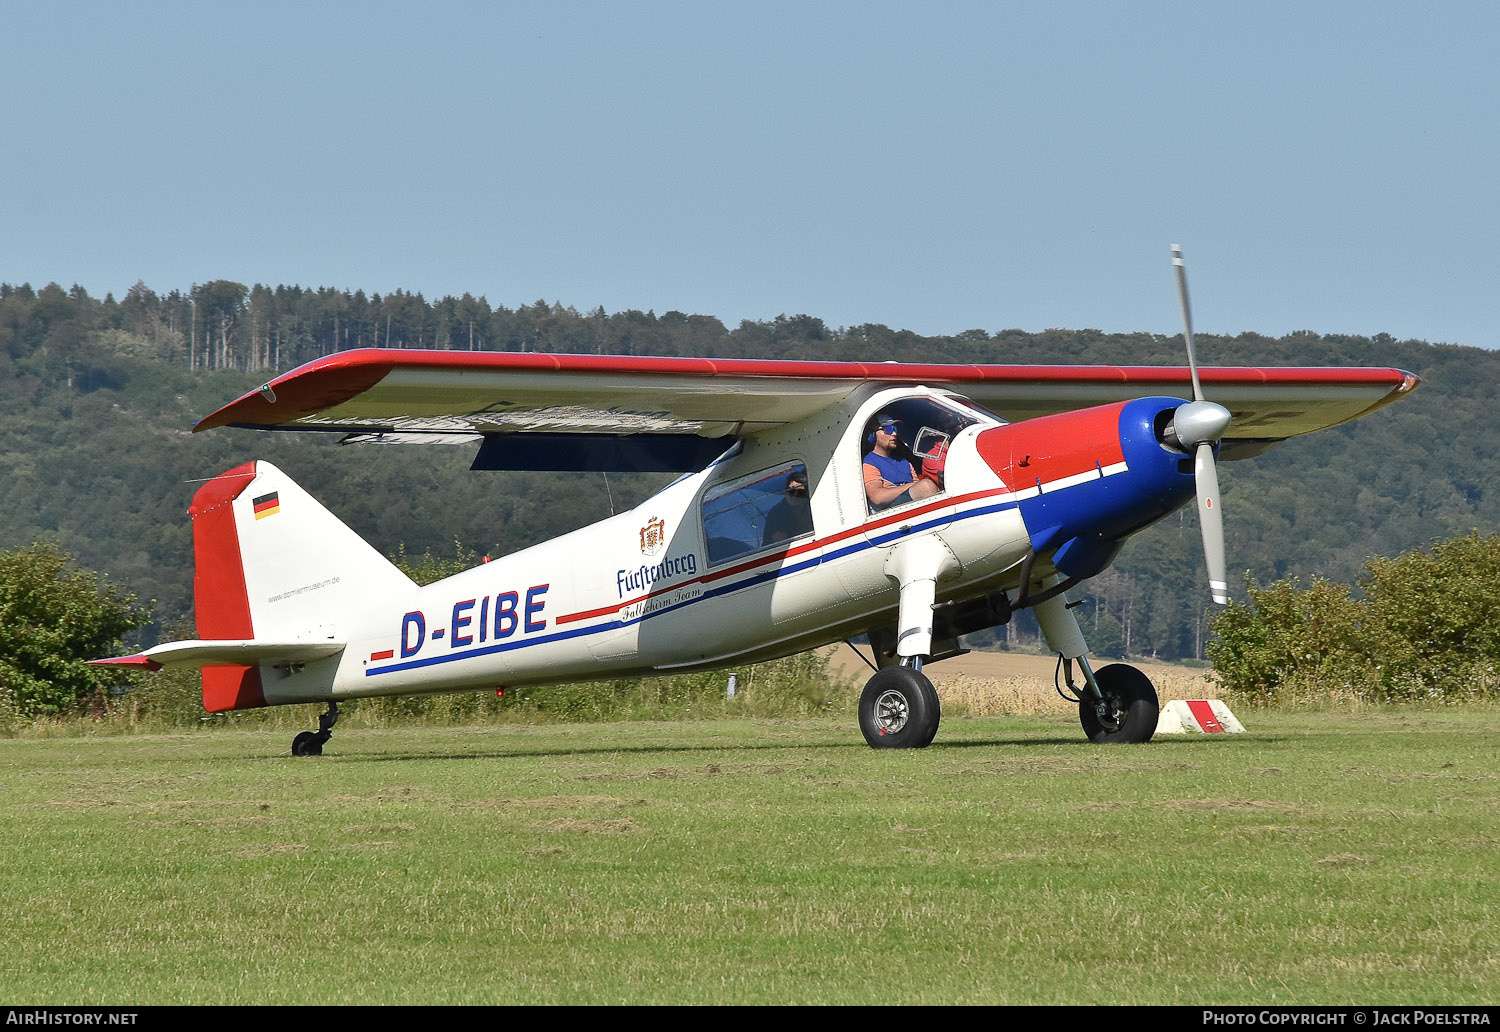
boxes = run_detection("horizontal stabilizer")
[91,639,346,672]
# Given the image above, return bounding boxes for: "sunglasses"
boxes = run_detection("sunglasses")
[878,423,898,434]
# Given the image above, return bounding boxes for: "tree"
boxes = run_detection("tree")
[1206,575,1375,705]
[190,280,248,370]
[1206,532,1500,704]
[1360,531,1500,698]
[391,540,480,585]
[0,543,150,717]
[1088,611,1126,659]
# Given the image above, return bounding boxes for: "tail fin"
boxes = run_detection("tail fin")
[187,460,415,711]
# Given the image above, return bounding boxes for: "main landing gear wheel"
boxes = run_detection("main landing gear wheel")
[291,701,340,757]
[1079,664,1159,744]
[859,665,941,749]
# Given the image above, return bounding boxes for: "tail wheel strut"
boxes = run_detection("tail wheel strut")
[292,701,339,757]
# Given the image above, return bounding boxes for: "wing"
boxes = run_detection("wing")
[196,349,1420,467]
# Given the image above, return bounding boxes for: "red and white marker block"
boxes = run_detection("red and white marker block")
[1155,699,1245,735]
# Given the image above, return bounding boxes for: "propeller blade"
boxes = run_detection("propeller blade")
[1195,442,1229,605]
[1173,245,1229,604]
[1172,244,1205,404]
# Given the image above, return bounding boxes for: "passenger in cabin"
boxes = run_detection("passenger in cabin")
[863,414,940,510]
[763,469,813,544]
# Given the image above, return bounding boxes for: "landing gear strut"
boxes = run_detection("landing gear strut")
[859,661,940,749]
[861,534,954,750]
[1033,589,1159,745]
[292,701,339,756]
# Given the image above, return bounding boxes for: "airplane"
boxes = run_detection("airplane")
[94,250,1420,755]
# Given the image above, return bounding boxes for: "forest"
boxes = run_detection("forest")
[2,278,1496,660]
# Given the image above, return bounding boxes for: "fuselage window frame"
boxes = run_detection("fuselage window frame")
[701,460,814,567]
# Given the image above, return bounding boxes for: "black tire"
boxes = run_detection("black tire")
[1078,664,1159,744]
[291,731,323,757]
[859,666,941,749]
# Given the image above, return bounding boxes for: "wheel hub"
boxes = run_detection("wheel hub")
[874,689,910,734]
[1094,694,1124,730]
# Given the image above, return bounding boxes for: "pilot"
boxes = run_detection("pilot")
[863,414,939,509]
[763,469,813,544]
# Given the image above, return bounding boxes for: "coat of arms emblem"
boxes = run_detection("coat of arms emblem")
[639,516,666,555]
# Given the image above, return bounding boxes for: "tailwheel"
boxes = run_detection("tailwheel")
[291,731,322,757]
[859,665,941,749]
[291,701,339,757]
[1079,664,1159,744]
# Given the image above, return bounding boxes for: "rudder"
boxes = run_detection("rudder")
[189,460,415,711]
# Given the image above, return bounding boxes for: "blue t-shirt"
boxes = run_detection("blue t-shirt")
[863,451,914,486]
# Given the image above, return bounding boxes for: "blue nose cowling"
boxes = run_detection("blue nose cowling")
[1016,397,1203,581]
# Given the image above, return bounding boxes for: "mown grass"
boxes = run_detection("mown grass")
[2,710,1496,1005]
[0,648,854,735]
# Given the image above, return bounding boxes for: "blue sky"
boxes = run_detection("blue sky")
[5,1,1498,346]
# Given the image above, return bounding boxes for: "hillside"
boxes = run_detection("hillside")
[2,281,1493,656]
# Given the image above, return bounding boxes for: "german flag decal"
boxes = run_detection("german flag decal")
[252,491,281,520]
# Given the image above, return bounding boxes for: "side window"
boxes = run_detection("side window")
[702,462,813,565]
[859,398,979,513]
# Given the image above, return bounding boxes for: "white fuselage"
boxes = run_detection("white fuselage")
[262,386,1039,705]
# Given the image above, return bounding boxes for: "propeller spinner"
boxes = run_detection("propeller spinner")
[1166,245,1232,605]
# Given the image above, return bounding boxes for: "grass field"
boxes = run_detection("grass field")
[3,707,1496,1005]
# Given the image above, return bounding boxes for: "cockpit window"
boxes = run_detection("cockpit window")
[860,397,981,513]
[945,394,1009,426]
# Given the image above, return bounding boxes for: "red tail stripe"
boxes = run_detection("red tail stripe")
[202,665,266,713]
[190,463,263,711]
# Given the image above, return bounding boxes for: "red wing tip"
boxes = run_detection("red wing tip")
[193,406,242,432]
[89,655,163,671]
